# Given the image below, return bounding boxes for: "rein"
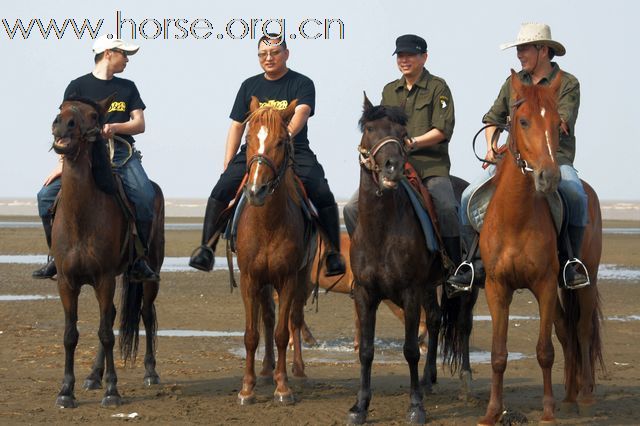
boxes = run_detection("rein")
[358,136,407,188]
[245,136,292,195]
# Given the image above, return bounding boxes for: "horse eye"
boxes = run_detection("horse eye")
[365,125,374,133]
[519,118,529,128]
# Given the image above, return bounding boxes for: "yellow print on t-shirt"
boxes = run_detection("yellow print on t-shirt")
[108,101,126,113]
[259,100,288,110]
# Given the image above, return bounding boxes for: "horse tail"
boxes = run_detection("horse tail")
[119,274,143,365]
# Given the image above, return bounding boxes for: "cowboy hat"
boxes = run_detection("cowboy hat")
[500,23,565,56]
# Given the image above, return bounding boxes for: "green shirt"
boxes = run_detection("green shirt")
[381,68,455,178]
[483,62,580,166]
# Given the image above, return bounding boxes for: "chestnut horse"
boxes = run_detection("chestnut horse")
[235,97,314,405]
[347,96,466,424]
[51,97,164,408]
[478,71,603,425]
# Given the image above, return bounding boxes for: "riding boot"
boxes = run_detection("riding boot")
[32,216,57,279]
[446,225,485,290]
[561,225,588,288]
[130,220,160,282]
[317,204,346,276]
[189,197,227,272]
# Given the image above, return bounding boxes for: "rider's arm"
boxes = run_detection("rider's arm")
[287,104,311,137]
[223,120,246,170]
[102,109,145,138]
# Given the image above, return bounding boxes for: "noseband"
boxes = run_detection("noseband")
[245,136,292,195]
[358,136,406,173]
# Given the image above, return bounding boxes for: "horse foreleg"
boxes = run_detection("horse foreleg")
[536,280,557,423]
[403,295,427,424]
[478,280,512,426]
[238,277,260,405]
[273,281,295,405]
[141,281,160,386]
[95,278,121,407]
[421,287,441,393]
[56,281,81,408]
[259,285,275,381]
[83,303,114,390]
[347,287,379,425]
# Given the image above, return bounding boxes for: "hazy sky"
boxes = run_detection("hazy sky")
[2,0,638,201]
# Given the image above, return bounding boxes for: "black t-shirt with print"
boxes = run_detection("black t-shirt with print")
[230,69,315,147]
[63,73,146,145]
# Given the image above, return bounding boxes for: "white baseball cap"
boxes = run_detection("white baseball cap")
[92,35,139,55]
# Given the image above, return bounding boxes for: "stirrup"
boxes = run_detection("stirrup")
[561,258,590,290]
[446,260,474,293]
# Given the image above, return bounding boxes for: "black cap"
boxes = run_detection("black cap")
[392,34,427,55]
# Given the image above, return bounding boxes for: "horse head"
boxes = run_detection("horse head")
[52,94,115,159]
[243,96,297,206]
[508,69,562,193]
[358,93,408,193]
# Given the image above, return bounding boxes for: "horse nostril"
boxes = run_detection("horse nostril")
[67,119,75,128]
[385,159,398,173]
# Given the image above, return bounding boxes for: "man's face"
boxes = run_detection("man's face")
[258,40,289,75]
[107,49,129,73]
[396,52,427,78]
[516,44,542,74]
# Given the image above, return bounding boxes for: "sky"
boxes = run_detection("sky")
[1,0,638,201]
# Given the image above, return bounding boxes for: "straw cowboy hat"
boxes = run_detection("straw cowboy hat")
[500,23,565,56]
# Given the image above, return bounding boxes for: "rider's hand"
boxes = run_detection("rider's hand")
[560,120,569,135]
[102,123,116,138]
[484,148,497,164]
[44,160,63,186]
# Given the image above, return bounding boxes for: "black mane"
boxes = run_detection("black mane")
[359,105,408,132]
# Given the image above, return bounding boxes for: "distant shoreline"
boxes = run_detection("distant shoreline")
[2,198,639,221]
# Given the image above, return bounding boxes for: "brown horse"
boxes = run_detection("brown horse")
[50,96,164,408]
[235,97,314,405]
[478,71,603,425]
[347,96,465,424]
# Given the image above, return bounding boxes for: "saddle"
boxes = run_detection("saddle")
[402,163,453,269]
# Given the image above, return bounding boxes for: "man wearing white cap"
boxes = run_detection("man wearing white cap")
[448,23,588,290]
[33,35,159,281]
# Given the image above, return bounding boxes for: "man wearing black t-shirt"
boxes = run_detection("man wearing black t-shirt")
[189,34,346,276]
[33,35,158,281]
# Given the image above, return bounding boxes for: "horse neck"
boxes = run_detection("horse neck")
[59,150,102,218]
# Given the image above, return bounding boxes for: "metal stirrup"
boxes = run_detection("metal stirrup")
[448,261,475,292]
[561,258,590,290]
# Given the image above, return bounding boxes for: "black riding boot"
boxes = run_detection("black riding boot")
[317,204,346,276]
[32,216,57,279]
[189,197,227,272]
[561,225,588,288]
[130,220,160,282]
[446,225,485,290]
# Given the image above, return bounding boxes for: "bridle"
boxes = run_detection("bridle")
[245,134,292,195]
[358,136,407,187]
[471,97,533,174]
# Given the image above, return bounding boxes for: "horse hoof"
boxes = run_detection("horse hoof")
[559,400,577,414]
[273,391,295,405]
[55,395,77,409]
[82,379,102,390]
[406,405,427,424]
[347,409,367,425]
[144,375,160,386]
[238,392,256,406]
[101,395,122,407]
[577,401,595,417]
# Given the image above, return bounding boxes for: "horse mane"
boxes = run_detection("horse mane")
[245,105,287,136]
[358,105,408,132]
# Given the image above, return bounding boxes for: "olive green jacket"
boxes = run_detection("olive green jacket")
[483,63,580,166]
[381,68,455,178]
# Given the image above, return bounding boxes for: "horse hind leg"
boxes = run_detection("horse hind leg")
[273,282,296,405]
[420,287,441,394]
[290,274,308,379]
[56,282,81,408]
[142,281,160,386]
[458,287,479,401]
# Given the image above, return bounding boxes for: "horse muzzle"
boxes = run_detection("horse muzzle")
[533,167,560,194]
[243,183,268,207]
[52,136,73,154]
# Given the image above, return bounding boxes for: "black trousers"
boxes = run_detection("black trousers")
[209,144,336,209]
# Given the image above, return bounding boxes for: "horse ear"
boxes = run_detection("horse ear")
[96,93,117,117]
[249,96,261,113]
[509,69,523,100]
[281,99,298,123]
[363,91,374,112]
[549,70,563,96]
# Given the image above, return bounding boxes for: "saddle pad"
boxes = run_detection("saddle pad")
[399,179,439,253]
[467,176,563,234]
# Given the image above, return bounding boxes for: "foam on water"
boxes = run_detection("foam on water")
[0,294,59,301]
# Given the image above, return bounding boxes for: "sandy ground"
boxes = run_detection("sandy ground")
[0,218,638,425]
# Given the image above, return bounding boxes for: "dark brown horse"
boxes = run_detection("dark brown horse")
[478,71,603,425]
[50,96,164,408]
[347,96,466,424]
[235,97,314,405]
